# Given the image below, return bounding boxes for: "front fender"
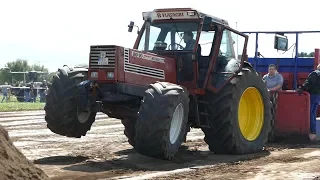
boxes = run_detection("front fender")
[59,65,88,79]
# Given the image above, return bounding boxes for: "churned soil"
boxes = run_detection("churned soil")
[3,111,320,180]
[0,125,48,180]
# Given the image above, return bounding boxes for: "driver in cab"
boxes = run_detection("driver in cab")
[183,31,196,50]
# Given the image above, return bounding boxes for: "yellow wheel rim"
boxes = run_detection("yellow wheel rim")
[238,87,264,141]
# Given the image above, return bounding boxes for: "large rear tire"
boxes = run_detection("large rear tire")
[202,67,272,154]
[44,66,96,138]
[134,82,189,160]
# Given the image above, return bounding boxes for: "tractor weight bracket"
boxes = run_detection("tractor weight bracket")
[77,80,99,112]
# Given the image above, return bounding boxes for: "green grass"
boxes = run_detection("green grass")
[0,96,45,112]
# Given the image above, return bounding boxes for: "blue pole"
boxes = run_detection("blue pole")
[254,33,259,70]
[293,32,299,90]
[242,31,320,34]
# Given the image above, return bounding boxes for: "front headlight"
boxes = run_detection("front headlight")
[91,72,98,78]
[107,72,114,79]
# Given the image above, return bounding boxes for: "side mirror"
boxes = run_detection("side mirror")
[274,34,288,51]
[203,17,212,25]
[202,17,212,31]
[128,21,134,32]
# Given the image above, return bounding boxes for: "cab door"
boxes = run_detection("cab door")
[205,27,248,92]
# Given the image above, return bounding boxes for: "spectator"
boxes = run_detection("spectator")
[1,82,9,103]
[29,82,37,103]
[39,80,48,102]
[32,82,37,102]
[262,64,284,91]
[7,86,11,102]
[25,83,31,102]
[297,64,320,141]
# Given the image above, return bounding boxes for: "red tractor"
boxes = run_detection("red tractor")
[44,8,273,160]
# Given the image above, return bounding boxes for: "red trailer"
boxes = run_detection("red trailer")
[244,30,320,140]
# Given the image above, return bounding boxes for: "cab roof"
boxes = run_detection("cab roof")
[143,8,229,26]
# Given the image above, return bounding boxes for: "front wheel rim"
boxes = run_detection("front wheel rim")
[77,108,91,123]
[169,103,184,144]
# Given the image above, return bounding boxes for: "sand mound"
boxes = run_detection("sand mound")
[0,125,49,180]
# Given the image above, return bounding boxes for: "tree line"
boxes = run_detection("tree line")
[0,59,56,85]
[0,53,316,85]
[298,52,315,57]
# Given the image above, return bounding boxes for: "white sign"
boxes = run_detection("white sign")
[132,51,165,63]
[98,52,109,65]
[143,11,199,20]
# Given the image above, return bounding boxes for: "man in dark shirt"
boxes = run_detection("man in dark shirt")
[297,64,320,141]
[32,82,37,102]
[25,83,31,102]
[29,82,36,102]
[39,80,48,102]
[1,82,9,103]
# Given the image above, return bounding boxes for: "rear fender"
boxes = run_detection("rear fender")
[232,61,253,77]
[206,59,252,93]
[229,68,250,85]
[230,64,259,85]
[243,61,253,69]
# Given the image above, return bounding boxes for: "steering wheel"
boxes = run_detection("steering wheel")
[168,43,184,50]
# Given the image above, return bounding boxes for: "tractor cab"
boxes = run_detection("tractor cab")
[28,71,38,82]
[128,8,248,92]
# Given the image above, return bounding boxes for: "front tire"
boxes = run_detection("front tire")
[121,117,136,146]
[44,66,96,138]
[134,82,189,160]
[202,67,272,154]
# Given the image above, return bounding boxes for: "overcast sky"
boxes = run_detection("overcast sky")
[0,0,320,72]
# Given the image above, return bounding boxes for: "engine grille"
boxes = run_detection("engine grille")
[90,45,116,69]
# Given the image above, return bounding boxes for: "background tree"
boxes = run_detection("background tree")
[0,59,50,85]
[0,68,11,85]
[46,72,57,83]
[298,52,315,57]
[5,59,30,83]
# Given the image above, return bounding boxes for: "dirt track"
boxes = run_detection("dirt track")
[1,111,320,180]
